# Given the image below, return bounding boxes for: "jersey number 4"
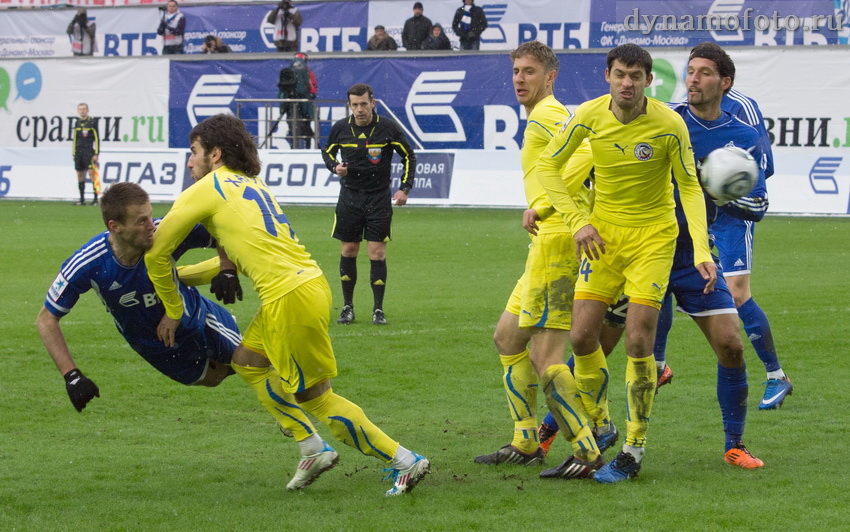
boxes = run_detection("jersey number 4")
[243,186,295,238]
[579,258,592,282]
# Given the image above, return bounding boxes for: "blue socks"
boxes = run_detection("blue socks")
[717,363,748,451]
[738,297,781,373]
[653,294,674,367]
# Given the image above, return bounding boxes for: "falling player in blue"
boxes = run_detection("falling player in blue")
[37,182,242,411]
[717,80,792,410]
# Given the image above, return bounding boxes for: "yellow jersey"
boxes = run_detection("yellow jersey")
[537,95,711,265]
[146,166,322,319]
[521,95,592,235]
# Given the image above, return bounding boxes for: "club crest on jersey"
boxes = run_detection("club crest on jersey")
[368,147,382,164]
[49,273,68,300]
[634,142,653,161]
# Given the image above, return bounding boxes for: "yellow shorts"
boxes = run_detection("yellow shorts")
[575,217,677,309]
[241,276,338,393]
[504,232,579,330]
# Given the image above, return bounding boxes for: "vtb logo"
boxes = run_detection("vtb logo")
[405,71,466,143]
[708,0,745,42]
[186,74,242,127]
[480,3,508,44]
[809,156,842,194]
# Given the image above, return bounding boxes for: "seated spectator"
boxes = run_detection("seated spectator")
[367,25,398,51]
[402,2,432,50]
[202,35,232,53]
[422,23,451,50]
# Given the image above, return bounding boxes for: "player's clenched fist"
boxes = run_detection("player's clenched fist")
[63,369,100,412]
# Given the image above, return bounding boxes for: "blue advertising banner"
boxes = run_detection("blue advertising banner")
[590,0,846,47]
[181,1,368,53]
[168,54,610,150]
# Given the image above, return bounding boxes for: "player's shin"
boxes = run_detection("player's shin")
[231,363,317,441]
[624,355,657,448]
[300,388,400,462]
[573,346,610,429]
[541,364,599,462]
[717,363,748,450]
[370,259,387,311]
[500,349,539,453]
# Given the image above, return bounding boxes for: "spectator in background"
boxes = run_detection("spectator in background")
[422,23,451,50]
[157,0,186,55]
[267,0,302,52]
[202,35,232,53]
[277,52,317,149]
[67,8,96,56]
[452,0,487,50]
[402,2,432,50]
[367,25,398,51]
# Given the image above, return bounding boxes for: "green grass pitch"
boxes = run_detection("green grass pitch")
[1,200,847,530]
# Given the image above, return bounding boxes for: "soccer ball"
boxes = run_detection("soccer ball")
[699,146,758,202]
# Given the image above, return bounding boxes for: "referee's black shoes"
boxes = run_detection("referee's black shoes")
[372,309,387,325]
[337,305,355,325]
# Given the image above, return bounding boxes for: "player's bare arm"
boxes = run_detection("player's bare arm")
[36,306,77,375]
[573,223,606,261]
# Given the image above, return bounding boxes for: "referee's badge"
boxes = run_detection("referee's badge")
[634,142,653,161]
[368,147,382,164]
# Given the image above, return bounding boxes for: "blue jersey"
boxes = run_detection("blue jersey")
[45,221,232,363]
[670,103,768,254]
[722,90,774,178]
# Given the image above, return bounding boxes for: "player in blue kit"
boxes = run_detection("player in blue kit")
[37,183,242,410]
[716,83,792,410]
[653,42,767,468]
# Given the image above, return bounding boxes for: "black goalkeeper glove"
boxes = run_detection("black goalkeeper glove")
[63,369,100,413]
[210,269,243,305]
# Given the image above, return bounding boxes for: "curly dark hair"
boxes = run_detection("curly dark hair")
[689,42,736,93]
[606,43,653,77]
[100,182,149,228]
[189,114,262,176]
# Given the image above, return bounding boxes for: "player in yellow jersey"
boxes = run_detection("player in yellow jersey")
[472,41,613,479]
[536,44,715,483]
[145,114,429,497]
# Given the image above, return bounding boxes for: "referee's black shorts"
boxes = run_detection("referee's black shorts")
[332,187,393,243]
[74,150,94,172]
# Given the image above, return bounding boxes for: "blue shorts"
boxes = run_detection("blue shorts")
[668,246,737,317]
[711,211,755,277]
[136,300,241,385]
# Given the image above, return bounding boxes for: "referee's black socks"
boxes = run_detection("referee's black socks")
[78,181,85,203]
[370,259,387,311]
[339,255,357,308]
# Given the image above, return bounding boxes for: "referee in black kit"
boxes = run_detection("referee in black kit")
[322,83,416,326]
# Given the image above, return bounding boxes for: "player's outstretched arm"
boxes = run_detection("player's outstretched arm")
[36,306,100,412]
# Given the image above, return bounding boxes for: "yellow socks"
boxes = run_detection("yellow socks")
[300,388,399,463]
[500,349,539,453]
[625,355,657,448]
[231,363,317,441]
[541,364,599,462]
[573,345,610,429]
